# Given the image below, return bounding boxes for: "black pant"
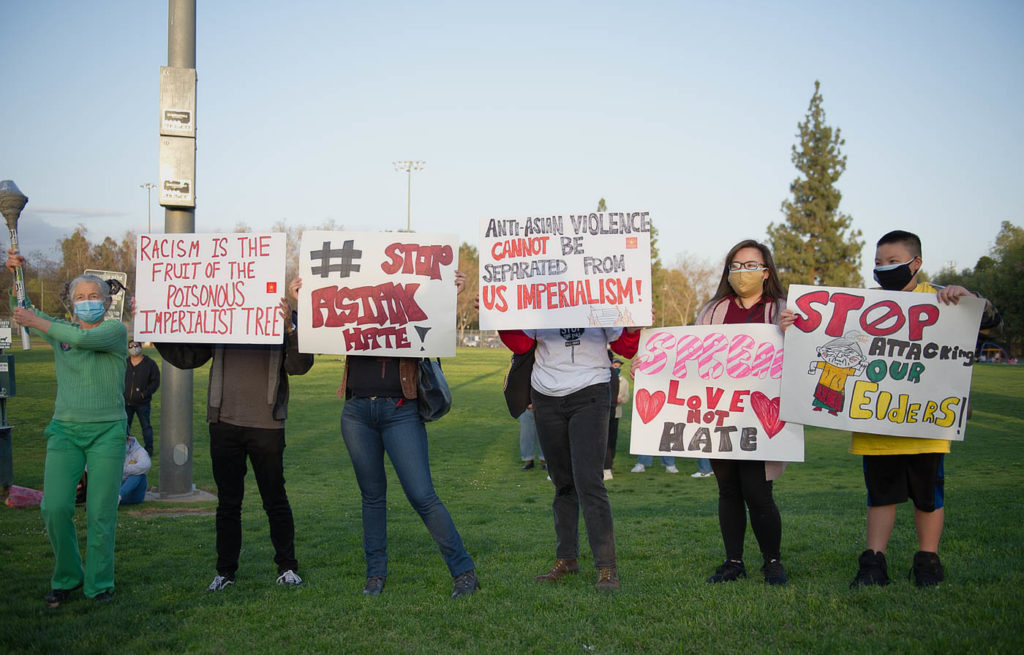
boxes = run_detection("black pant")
[710,459,781,562]
[209,422,297,576]
[604,416,619,470]
[532,383,616,569]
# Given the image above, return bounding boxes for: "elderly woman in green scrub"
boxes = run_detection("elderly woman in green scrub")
[7,251,127,607]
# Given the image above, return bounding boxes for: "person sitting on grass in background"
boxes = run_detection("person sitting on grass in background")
[7,250,127,607]
[124,339,160,456]
[119,435,150,506]
[153,278,313,592]
[830,230,1001,588]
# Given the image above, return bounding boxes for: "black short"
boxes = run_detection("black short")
[863,453,945,511]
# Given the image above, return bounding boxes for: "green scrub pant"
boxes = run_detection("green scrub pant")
[41,419,126,598]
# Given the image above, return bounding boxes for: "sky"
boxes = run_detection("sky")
[2,1,1022,286]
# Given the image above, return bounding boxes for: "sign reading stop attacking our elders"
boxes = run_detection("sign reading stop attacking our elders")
[630,324,804,462]
[297,231,459,357]
[134,233,286,344]
[779,285,985,440]
[478,212,654,330]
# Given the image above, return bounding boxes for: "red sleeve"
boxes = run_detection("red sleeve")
[610,329,640,358]
[499,329,535,355]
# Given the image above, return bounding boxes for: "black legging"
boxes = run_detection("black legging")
[710,459,782,562]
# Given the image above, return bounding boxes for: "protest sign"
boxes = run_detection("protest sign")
[134,233,286,344]
[779,285,984,440]
[478,212,653,330]
[297,231,459,356]
[83,269,128,321]
[630,324,804,462]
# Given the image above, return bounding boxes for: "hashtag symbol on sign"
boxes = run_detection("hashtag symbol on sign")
[310,240,362,278]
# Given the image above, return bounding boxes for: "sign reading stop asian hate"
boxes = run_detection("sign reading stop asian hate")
[630,324,804,462]
[134,233,286,344]
[477,212,654,330]
[297,231,459,356]
[779,285,985,440]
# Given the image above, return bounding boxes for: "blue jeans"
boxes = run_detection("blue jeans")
[637,455,676,467]
[125,404,154,453]
[519,408,543,461]
[697,458,712,474]
[120,475,147,505]
[341,397,474,579]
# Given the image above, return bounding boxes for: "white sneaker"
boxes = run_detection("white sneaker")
[665,465,679,474]
[276,570,302,586]
[630,464,646,473]
[603,469,613,481]
[692,471,713,478]
[207,575,234,591]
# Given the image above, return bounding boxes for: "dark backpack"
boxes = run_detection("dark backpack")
[503,345,536,418]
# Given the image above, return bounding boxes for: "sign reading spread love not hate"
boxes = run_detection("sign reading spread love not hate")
[134,233,286,344]
[297,231,459,356]
[477,212,654,330]
[779,285,985,440]
[630,324,804,462]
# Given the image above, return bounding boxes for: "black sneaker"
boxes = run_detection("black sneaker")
[92,591,114,603]
[762,558,787,585]
[707,559,747,583]
[850,549,890,588]
[45,587,77,608]
[910,551,944,587]
[451,570,480,599]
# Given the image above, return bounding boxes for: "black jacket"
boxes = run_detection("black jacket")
[124,354,160,406]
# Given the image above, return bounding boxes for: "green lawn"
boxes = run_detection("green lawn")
[2,345,1023,654]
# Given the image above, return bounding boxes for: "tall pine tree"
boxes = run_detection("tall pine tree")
[768,81,863,288]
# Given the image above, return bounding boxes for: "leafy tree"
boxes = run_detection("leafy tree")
[769,81,863,288]
[456,242,479,338]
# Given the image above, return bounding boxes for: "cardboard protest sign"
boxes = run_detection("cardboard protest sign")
[779,285,985,440]
[84,269,128,321]
[297,231,459,356]
[134,233,286,344]
[630,324,804,462]
[478,212,653,330]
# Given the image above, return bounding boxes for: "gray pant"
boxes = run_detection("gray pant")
[532,383,616,569]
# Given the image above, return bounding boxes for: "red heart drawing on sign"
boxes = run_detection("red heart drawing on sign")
[750,391,786,438]
[635,388,666,424]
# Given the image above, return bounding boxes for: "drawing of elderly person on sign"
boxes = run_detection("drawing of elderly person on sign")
[808,331,868,416]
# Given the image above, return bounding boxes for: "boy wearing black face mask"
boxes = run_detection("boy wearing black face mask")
[849,230,1001,589]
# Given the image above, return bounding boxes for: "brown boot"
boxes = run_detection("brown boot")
[595,567,620,591]
[535,558,580,582]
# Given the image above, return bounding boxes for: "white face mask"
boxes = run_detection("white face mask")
[128,345,142,356]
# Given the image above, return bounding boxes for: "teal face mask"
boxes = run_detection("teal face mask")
[74,300,106,323]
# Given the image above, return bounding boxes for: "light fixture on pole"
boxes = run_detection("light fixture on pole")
[139,182,156,233]
[392,160,425,232]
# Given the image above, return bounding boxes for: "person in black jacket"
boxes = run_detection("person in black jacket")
[124,340,160,455]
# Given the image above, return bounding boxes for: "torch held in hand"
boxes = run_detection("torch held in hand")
[0,181,31,350]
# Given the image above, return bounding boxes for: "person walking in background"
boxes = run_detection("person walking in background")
[155,278,313,592]
[602,357,629,480]
[7,251,127,607]
[692,459,713,478]
[124,339,160,456]
[519,405,545,470]
[119,435,150,506]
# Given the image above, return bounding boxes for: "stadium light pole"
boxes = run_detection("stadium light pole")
[139,182,156,232]
[393,160,425,231]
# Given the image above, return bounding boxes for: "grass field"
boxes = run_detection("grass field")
[1,345,1023,654]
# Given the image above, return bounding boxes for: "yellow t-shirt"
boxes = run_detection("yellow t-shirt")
[814,362,857,392]
[850,282,952,456]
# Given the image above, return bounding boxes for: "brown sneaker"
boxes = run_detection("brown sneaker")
[535,558,580,582]
[595,567,620,591]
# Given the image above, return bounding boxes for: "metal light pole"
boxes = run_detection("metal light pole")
[139,182,156,232]
[393,160,425,231]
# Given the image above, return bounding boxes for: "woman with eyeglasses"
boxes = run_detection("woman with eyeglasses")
[696,239,793,586]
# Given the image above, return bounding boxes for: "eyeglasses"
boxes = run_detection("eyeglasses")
[728,261,767,272]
